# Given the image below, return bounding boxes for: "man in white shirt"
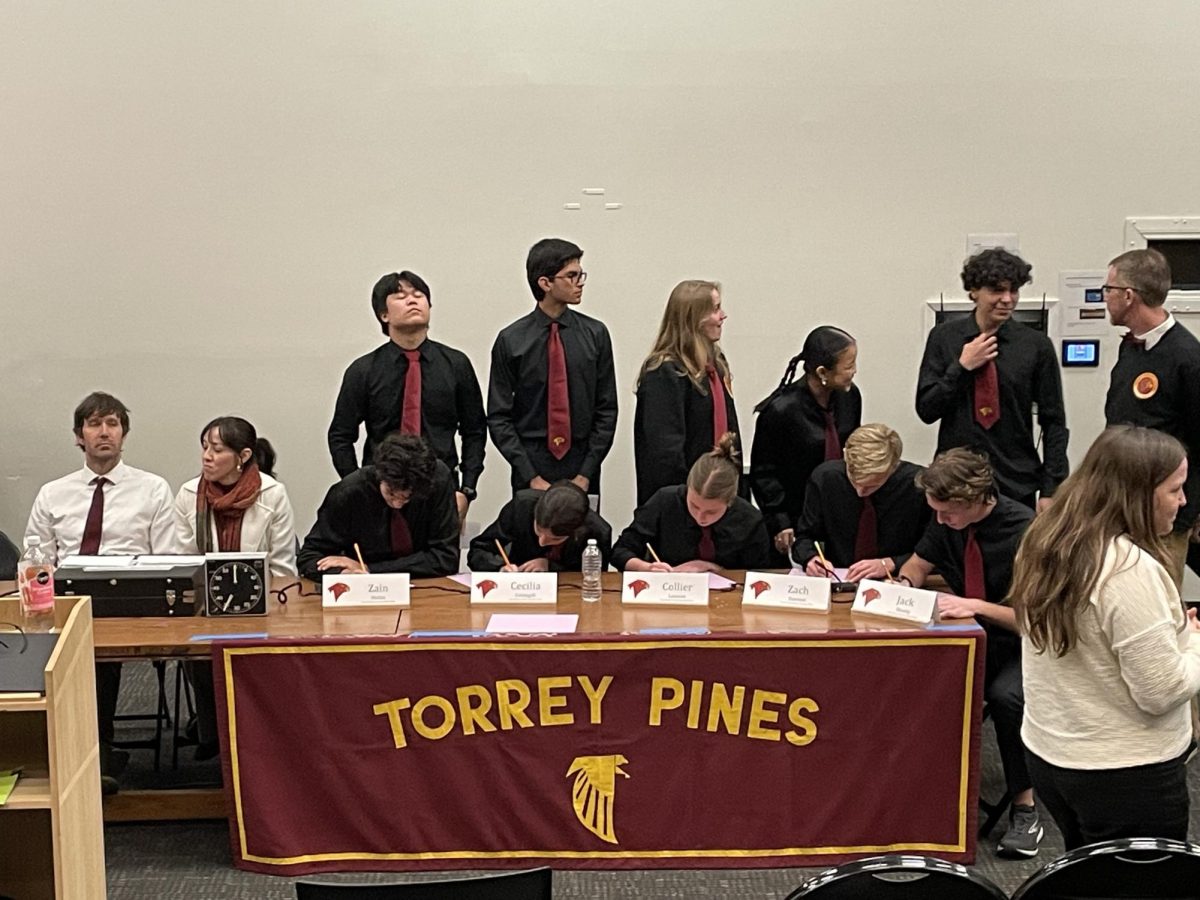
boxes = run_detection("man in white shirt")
[25,392,174,792]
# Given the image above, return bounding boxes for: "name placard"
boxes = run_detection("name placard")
[470,572,558,605]
[851,578,936,624]
[742,571,831,612]
[322,574,410,608]
[621,572,709,606]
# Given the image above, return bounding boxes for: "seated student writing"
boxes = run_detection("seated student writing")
[298,433,458,579]
[792,423,929,582]
[468,481,612,572]
[613,433,771,573]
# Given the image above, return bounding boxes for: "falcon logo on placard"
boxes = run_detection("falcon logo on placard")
[566,754,629,844]
[628,579,650,598]
[1133,372,1159,400]
[863,587,882,604]
[327,582,351,602]
[750,580,771,598]
[478,579,498,598]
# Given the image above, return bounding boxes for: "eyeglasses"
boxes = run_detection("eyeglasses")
[553,271,587,285]
[1101,284,1139,295]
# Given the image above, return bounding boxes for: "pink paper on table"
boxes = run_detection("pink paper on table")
[448,573,473,586]
[485,614,579,634]
[708,573,736,590]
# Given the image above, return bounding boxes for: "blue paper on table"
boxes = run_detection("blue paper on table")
[408,630,488,638]
[639,626,710,635]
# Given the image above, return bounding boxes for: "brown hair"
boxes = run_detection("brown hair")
[914,448,996,505]
[844,424,902,483]
[1011,425,1185,656]
[637,280,728,392]
[1109,248,1172,307]
[686,432,741,504]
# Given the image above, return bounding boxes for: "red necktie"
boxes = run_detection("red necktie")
[974,360,1000,430]
[400,349,422,435]
[390,509,413,557]
[963,526,985,600]
[854,495,878,561]
[546,322,571,460]
[822,409,842,460]
[698,526,716,563]
[706,364,729,445]
[79,476,109,554]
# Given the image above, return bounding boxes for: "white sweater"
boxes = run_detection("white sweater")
[173,473,298,578]
[1021,535,1200,769]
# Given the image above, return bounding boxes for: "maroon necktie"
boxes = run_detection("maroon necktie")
[1122,331,1146,348]
[400,349,422,435]
[698,526,716,563]
[706,364,729,444]
[963,526,985,600]
[544,542,564,562]
[822,409,842,460]
[854,495,878,561]
[974,360,1000,430]
[546,322,571,460]
[390,509,413,557]
[79,476,109,555]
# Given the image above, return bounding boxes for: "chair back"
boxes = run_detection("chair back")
[295,867,552,900]
[1012,837,1200,899]
[786,855,1007,900]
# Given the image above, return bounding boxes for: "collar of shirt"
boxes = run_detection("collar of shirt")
[960,315,1012,343]
[1136,313,1176,351]
[384,338,429,361]
[80,459,129,485]
[533,305,572,329]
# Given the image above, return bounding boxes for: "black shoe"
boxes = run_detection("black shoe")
[997,803,1043,858]
[194,740,220,762]
[101,774,120,797]
[99,744,129,777]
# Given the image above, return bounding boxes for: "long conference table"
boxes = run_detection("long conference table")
[83,571,984,873]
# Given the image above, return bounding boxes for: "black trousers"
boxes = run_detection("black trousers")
[1027,746,1191,850]
[985,630,1031,797]
[96,662,122,745]
[510,441,601,504]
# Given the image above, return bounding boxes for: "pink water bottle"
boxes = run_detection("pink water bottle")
[18,535,56,626]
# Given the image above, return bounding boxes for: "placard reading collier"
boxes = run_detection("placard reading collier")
[213,632,984,874]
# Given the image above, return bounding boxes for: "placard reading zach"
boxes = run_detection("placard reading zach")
[322,574,410,608]
[742,571,831,612]
[621,572,709,606]
[851,578,936,624]
[470,572,558,605]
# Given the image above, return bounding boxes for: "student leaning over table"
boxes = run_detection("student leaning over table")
[613,433,770,573]
[1013,425,1200,850]
[468,481,612,572]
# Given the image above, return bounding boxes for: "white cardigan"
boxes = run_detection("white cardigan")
[173,473,298,578]
[1021,534,1200,770]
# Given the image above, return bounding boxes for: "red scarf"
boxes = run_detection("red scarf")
[195,462,262,553]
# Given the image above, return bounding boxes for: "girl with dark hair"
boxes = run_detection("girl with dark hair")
[749,326,861,555]
[173,416,297,578]
[1013,425,1200,849]
[613,433,770,572]
[467,481,612,572]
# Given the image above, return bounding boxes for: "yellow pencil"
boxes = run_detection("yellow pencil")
[647,543,662,564]
[495,539,512,568]
[814,541,833,577]
[353,542,369,573]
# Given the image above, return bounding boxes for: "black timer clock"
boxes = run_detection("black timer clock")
[203,552,269,617]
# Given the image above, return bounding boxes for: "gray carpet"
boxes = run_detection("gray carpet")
[102,661,1196,898]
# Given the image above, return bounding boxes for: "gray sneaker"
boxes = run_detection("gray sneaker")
[997,803,1043,858]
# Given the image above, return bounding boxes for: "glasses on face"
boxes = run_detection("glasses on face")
[1102,284,1138,295]
[553,271,587,285]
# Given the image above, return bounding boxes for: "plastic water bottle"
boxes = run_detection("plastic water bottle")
[18,536,56,628]
[581,539,602,602]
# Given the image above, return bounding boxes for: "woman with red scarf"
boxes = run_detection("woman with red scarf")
[173,416,297,577]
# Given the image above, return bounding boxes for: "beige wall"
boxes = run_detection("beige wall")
[3,1,1199,552]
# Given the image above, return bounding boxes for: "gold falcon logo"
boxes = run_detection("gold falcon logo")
[566,754,629,844]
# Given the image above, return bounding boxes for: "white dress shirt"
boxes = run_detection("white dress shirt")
[1136,312,1177,351]
[25,460,175,560]
[173,473,298,578]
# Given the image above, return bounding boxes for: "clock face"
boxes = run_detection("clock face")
[207,560,266,615]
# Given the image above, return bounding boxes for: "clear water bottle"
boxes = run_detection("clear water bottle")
[18,536,56,628]
[581,539,602,602]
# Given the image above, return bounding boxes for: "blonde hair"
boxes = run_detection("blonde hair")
[843,424,902,483]
[638,280,728,392]
[686,432,741,503]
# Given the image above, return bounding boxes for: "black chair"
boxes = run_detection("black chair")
[295,867,552,899]
[1012,837,1200,899]
[785,855,1007,899]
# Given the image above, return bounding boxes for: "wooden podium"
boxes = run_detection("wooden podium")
[0,597,106,900]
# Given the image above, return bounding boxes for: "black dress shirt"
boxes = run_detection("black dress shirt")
[916,316,1068,504]
[327,338,486,491]
[792,460,930,570]
[913,496,1033,603]
[633,361,746,506]
[487,306,618,488]
[297,462,459,580]
[1106,322,1200,532]
[467,489,613,571]
[749,382,862,535]
[611,485,771,571]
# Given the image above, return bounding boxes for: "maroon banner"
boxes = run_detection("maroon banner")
[214,631,983,873]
